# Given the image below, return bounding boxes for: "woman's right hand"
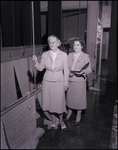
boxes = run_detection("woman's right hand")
[32,54,38,64]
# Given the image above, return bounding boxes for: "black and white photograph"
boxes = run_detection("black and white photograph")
[1,1,117,149]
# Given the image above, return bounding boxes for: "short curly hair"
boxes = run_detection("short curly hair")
[47,35,62,47]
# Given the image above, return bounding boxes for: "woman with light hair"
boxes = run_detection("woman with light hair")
[32,35,69,130]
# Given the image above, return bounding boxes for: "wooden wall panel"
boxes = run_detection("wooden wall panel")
[1,45,44,61]
[1,50,11,62]
[1,120,9,149]
[24,46,33,56]
[10,47,24,59]
[2,95,36,149]
[1,61,17,110]
[1,45,44,109]
[12,58,29,96]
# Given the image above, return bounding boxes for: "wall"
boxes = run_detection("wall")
[102,2,112,28]
[40,1,87,46]
[63,12,87,42]
[1,45,43,109]
[1,45,45,149]
[101,3,112,61]
[86,1,99,71]
[40,1,88,11]
[1,1,42,47]
[102,32,109,59]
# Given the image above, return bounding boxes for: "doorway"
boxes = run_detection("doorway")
[101,28,110,76]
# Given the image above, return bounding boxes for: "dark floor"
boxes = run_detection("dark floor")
[101,59,108,75]
[36,59,117,149]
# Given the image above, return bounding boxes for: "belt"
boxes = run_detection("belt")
[69,73,85,79]
[75,74,85,79]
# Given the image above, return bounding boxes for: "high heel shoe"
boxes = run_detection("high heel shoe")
[72,121,80,126]
[50,124,58,129]
[72,117,83,126]
[60,122,66,130]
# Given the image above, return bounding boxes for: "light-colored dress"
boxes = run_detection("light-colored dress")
[35,49,69,114]
[66,51,92,110]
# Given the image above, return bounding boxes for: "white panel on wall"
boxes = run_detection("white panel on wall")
[102,6,111,28]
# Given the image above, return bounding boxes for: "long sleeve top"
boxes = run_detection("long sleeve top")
[35,49,69,87]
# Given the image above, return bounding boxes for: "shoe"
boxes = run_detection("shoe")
[50,124,56,129]
[50,124,58,129]
[72,122,80,126]
[60,122,66,130]
[89,86,101,92]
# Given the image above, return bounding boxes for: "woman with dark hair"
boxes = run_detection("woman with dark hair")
[32,35,69,130]
[65,38,92,126]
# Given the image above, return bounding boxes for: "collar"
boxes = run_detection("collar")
[48,49,62,60]
[71,51,83,62]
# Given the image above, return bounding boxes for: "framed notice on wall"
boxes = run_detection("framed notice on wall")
[95,18,103,76]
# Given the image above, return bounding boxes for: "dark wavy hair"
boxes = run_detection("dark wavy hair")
[73,37,85,49]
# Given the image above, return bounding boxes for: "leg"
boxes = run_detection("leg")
[50,113,58,129]
[51,114,56,125]
[66,108,72,120]
[87,72,94,88]
[87,72,101,91]
[72,110,82,126]
[59,113,66,130]
[76,110,82,122]
[59,113,63,124]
